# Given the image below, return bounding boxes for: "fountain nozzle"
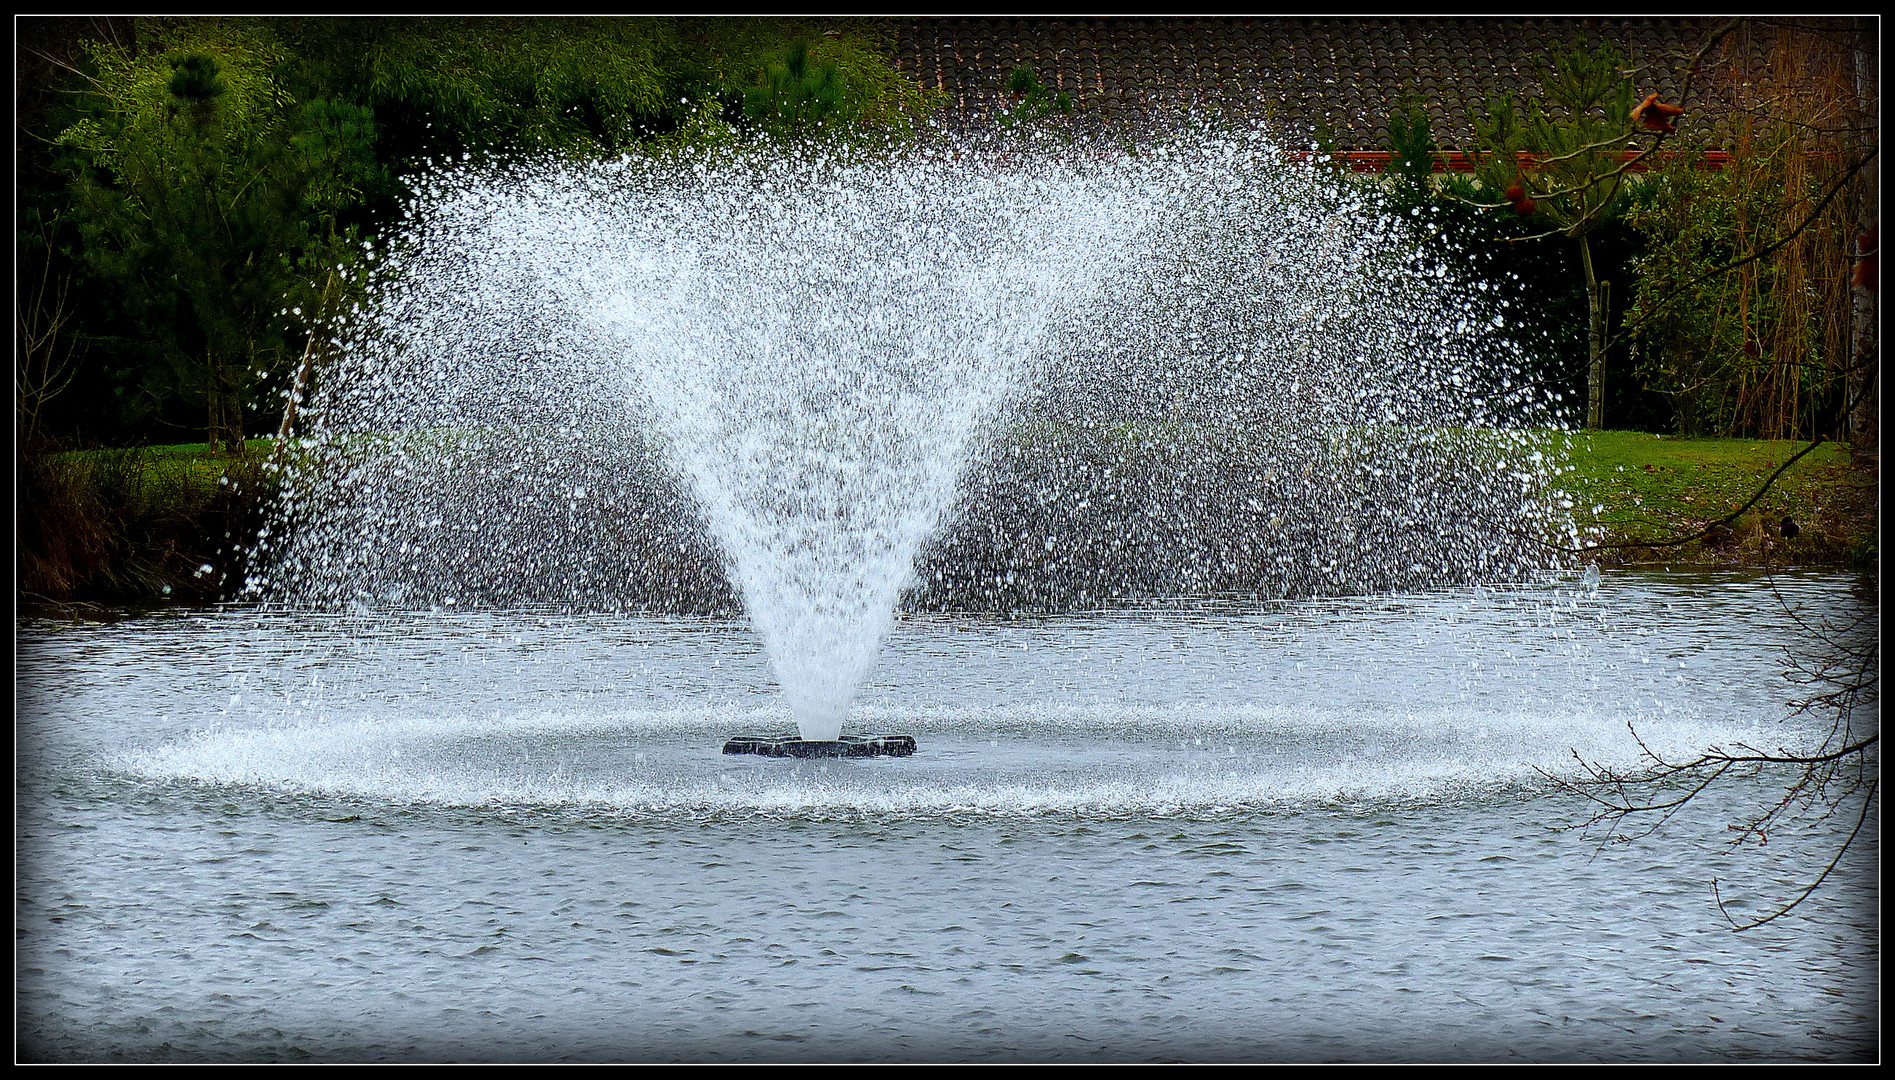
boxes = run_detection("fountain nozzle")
[722,733,917,758]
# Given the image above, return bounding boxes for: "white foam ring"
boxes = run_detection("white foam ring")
[115,701,1783,819]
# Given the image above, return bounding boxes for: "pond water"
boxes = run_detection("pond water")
[15,570,1877,1062]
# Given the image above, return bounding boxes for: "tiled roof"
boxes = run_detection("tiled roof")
[890,17,1841,151]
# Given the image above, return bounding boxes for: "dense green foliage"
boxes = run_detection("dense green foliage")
[1364,102,1650,434]
[1622,164,1786,437]
[57,25,378,453]
[17,16,940,451]
[739,34,937,135]
[1621,121,1861,442]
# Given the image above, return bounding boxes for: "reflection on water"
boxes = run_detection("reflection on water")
[15,570,1878,1061]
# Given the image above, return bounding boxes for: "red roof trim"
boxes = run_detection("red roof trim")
[1291,150,1737,173]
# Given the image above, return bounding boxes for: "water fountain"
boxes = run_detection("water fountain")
[253,129,1578,753]
[22,127,1878,1062]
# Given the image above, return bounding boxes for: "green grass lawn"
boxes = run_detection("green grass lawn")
[1559,431,1875,568]
[44,438,277,506]
[34,429,1873,605]
[130,428,1880,569]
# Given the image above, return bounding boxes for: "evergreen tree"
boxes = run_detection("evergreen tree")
[1452,42,1639,430]
[59,22,376,452]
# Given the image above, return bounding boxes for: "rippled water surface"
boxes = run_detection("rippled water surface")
[16,571,1878,1062]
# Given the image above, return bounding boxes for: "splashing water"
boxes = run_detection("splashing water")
[255,130,1579,741]
[583,153,1163,738]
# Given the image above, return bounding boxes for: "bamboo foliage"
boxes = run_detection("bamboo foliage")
[1624,23,1861,440]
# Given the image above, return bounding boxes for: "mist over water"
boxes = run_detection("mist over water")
[255,131,1580,740]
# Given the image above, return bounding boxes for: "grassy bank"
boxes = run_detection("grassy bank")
[1560,432,1876,570]
[16,431,1876,611]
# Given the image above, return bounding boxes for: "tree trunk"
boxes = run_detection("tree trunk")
[207,349,225,452]
[273,269,339,456]
[1579,231,1608,431]
[206,350,245,455]
[1846,20,1878,470]
[275,330,323,450]
[1849,233,1877,466]
[223,383,245,455]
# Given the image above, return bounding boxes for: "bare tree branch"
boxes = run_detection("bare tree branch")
[1544,576,1878,932]
[1528,436,1828,556]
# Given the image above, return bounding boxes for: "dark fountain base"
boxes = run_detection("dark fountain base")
[722,733,917,758]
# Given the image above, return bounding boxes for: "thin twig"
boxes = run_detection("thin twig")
[1533,435,1828,555]
[1714,776,1876,931]
[1611,147,1877,345]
